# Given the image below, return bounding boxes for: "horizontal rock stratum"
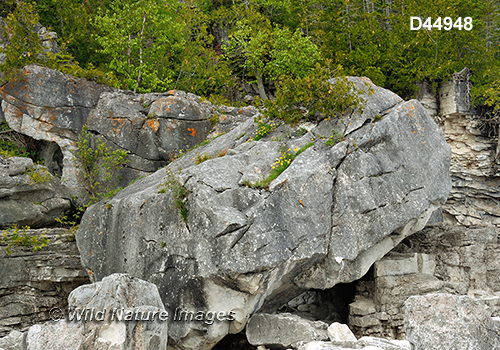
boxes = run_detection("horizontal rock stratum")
[76,78,452,349]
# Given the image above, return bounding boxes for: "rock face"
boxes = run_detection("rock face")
[26,273,168,350]
[76,78,452,349]
[440,112,500,227]
[416,71,500,228]
[0,65,246,199]
[0,156,71,228]
[404,293,500,350]
[0,228,89,337]
[347,223,500,339]
[0,65,113,192]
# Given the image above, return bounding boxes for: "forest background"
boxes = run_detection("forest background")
[0,0,499,125]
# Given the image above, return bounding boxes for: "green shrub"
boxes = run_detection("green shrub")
[0,122,37,159]
[54,206,85,242]
[26,164,53,185]
[72,125,129,205]
[1,224,49,254]
[194,153,212,165]
[263,63,365,125]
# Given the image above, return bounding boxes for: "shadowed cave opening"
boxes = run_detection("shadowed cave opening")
[213,280,361,349]
[0,127,63,177]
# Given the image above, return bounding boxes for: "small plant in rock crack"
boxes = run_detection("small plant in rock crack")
[157,169,188,223]
[1,224,49,254]
[26,163,53,185]
[194,153,212,165]
[295,127,308,137]
[242,142,314,190]
[325,129,345,146]
[252,118,280,141]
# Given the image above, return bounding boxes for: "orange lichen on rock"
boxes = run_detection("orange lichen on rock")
[187,128,197,137]
[146,119,160,132]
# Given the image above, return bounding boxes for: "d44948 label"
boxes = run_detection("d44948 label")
[410,17,473,31]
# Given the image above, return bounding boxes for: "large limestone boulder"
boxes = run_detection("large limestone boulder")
[0,65,112,191]
[0,65,233,197]
[76,78,452,349]
[404,293,500,350]
[26,273,168,350]
[0,156,71,228]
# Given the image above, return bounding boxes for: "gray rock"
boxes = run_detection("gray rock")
[0,66,250,199]
[346,223,500,339]
[327,323,357,342]
[297,337,410,350]
[0,330,26,350]
[26,274,168,350]
[294,97,452,290]
[76,78,452,349]
[357,337,410,350]
[0,65,113,192]
[404,293,500,350]
[0,156,71,228]
[0,228,89,337]
[246,313,330,349]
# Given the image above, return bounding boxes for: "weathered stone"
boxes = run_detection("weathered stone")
[0,228,89,337]
[348,223,500,339]
[348,315,380,328]
[76,78,452,349]
[373,254,418,277]
[0,65,113,192]
[26,274,168,350]
[0,330,26,350]
[294,97,452,290]
[0,66,231,198]
[439,70,474,117]
[288,291,321,309]
[358,337,410,350]
[404,293,500,350]
[327,323,357,342]
[349,299,376,317]
[246,313,329,349]
[297,337,410,350]
[0,156,71,228]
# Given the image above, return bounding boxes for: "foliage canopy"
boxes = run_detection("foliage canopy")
[0,0,499,120]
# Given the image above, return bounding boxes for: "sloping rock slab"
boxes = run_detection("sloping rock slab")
[404,293,500,350]
[76,79,452,350]
[26,273,168,350]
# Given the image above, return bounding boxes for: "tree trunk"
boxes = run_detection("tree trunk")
[134,12,147,93]
[256,73,268,100]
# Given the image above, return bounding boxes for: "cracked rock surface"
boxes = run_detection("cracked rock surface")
[1,65,253,198]
[76,78,452,350]
[0,156,71,228]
